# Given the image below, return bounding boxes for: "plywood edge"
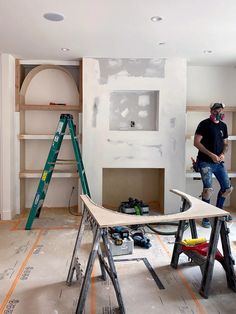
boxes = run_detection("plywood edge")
[19,104,81,111]
[15,59,21,112]
[19,64,80,106]
[20,170,79,178]
[187,105,236,112]
[80,190,228,228]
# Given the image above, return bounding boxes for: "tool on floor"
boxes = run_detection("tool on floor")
[181,237,207,246]
[108,227,134,255]
[171,201,236,298]
[118,197,149,215]
[25,114,90,230]
[131,231,151,249]
[67,190,236,314]
[110,233,123,246]
[109,226,129,239]
[109,227,129,245]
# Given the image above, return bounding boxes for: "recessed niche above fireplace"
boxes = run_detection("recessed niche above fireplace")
[109,90,159,131]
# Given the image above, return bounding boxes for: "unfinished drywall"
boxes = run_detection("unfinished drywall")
[109,90,159,131]
[98,59,165,84]
[83,58,187,214]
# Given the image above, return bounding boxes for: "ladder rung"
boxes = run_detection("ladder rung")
[57,159,76,161]
[48,159,78,165]
[25,113,90,230]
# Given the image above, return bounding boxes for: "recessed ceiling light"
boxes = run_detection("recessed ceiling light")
[43,12,64,22]
[151,16,163,22]
[203,50,213,54]
[61,48,70,52]
[158,42,166,46]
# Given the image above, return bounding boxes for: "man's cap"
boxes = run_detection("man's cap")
[210,102,225,110]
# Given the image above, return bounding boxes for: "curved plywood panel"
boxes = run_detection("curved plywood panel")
[20,64,79,106]
[81,189,229,227]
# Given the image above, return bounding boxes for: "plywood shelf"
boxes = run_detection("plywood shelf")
[18,134,77,140]
[20,170,79,179]
[187,106,236,112]
[186,170,236,178]
[186,134,236,140]
[20,104,81,111]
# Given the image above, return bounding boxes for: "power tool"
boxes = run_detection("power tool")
[131,231,151,249]
[118,197,149,215]
[109,226,130,245]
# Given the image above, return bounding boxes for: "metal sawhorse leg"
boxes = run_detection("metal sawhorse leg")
[171,204,236,298]
[66,204,126,314]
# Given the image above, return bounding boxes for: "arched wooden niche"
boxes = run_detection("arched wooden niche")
[19,64,80,108]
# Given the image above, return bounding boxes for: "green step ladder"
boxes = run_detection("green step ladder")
[25,114,90,230]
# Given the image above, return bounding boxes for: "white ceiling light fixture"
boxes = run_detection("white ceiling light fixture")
[158,42,166,46]
[151,16,163,22]
[61,48,70,52]
[43,12,64,22]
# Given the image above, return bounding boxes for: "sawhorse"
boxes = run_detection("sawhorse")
[66,202,126,314]
[171,198,236,298]
[66,191,236,313]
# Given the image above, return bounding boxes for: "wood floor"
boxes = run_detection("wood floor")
[0,208,235,314]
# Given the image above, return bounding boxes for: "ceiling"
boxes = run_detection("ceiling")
[1,0,236,66]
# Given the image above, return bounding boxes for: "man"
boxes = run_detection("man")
[194,102,233,228]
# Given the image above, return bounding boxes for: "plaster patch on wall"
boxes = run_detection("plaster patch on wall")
[97,58,165,84]
[121,108,129,118]
[138,95,150,107]
[107,139,125,145]
[138,111,148,118]
[170,117,176,128]
[170,138,177,152]
[107,139,163,156]
[109,90,159,131]
[92,97,99,127]
[114,156,135,160]
[152,145,163,156]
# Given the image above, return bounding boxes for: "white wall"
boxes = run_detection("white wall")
[4,60,234,218]
[0,54,16,219]
[83,58,187,214]
[187,65,236,106]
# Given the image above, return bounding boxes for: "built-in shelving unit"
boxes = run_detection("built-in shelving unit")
[16,59,82,211]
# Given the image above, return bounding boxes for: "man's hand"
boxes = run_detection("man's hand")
[210,153,221,163]
[219,153,225,162]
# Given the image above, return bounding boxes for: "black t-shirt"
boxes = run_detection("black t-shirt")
[195,118,228,162]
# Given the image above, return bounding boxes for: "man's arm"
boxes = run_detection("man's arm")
[194,134,221,163]
[218,138,228,162]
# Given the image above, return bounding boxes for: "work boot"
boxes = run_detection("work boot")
[201,218,211,228]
